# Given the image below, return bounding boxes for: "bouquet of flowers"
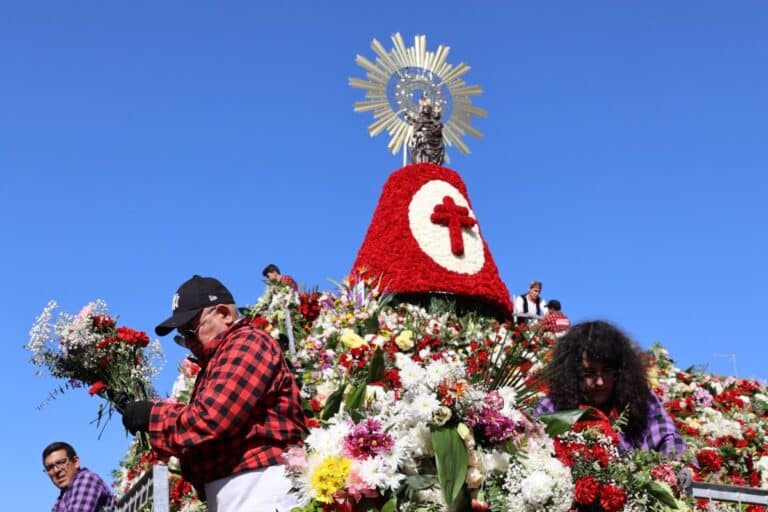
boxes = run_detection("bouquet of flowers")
[27,299,163,431]
[540,407,694,512]
[106,273,768,511]
[245,279,301,327]
[283,278,556,511]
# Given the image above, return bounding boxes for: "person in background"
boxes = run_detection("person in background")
[42,441,115,512]
[120,275,307,512]
[534,320,687,458]
[262,263,298,291]
[514,280,547,324]
[538,298,571,337]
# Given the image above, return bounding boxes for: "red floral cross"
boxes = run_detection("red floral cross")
[430,195,477,256]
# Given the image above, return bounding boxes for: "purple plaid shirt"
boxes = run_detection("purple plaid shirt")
[53,467,115,512]
[534,391,687,458]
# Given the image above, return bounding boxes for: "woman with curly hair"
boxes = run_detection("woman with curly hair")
[534,320,686,458]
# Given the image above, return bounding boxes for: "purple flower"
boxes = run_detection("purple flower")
[466,406,519,444]
[694,386,713,408]
[484,390,504,410]
[343,418,394,460]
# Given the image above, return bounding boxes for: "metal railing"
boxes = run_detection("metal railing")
[115,465,169,512]
[692,482,768,506]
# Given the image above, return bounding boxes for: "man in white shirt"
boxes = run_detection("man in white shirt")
[514,280,547,324]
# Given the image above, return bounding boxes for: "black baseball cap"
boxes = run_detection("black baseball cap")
[155,275,235,336]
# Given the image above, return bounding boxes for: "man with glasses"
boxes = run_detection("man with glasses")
[119,275,306,512]
[42,441,114,512]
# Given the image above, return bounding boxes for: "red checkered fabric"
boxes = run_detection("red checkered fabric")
[148,320,306,489]
[279,274,298,291]
[539,311,571,334]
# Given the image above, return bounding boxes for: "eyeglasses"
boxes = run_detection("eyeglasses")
[43,457,70,474]
[177,308,213,341]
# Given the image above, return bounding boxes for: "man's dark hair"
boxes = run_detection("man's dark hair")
[262,264,280,277]
[42,441,77,462]
[542,320,650,440]
[547,299,562,311]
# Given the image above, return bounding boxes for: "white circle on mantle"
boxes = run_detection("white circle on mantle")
[408,179,485,275]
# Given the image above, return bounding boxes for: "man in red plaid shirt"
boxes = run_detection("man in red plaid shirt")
[263,263,299,292]
[538,299,571,337]
[121,275,307,512]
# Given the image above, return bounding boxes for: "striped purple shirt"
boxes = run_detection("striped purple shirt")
[534,391,687,458]
[53,467,115,512]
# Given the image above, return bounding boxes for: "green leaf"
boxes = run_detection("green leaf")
[320,384,346,421]
[405,474,432,491]
[380,498,397,512]
[367,348,385,383]
[431,427,468,506]
[647,480,679,508]
[344,382,367,413]
[538,409,591,437]
[364,315,379,335]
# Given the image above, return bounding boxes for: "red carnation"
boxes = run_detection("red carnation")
[698,448,723,472]
[309,397,323,412]
[298,292,321,321]
[599,483,627,512]
[574,476,600,505]
[249,315,271,331]
[651,463,678,488]
[384,367,402,389]
[92,314,116,332]
[116,326,150,347]
[553,439,574,466]
[88,381,107,396]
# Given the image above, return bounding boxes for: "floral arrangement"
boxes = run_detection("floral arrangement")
[26,299,163,430]
[106,277,768,512]
[283,277,692,512]
[245,279,301,332]
[649,344,768,510]
[538,407,694,512]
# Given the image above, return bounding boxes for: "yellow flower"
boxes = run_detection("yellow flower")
[395,329,414,351]
[310,456,352,503]
[340,329,366,349]
[456,422,471,440]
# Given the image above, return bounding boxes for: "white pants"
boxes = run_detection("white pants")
[204,465,298,512]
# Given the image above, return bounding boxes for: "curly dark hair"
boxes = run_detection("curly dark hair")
[543,320,651,441]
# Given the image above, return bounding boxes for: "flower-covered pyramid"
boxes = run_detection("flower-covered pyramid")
[352,163,512,318]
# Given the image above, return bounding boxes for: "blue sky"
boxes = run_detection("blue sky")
[3,2,767,510]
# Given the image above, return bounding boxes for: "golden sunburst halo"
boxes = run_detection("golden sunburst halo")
[350,33,487,157]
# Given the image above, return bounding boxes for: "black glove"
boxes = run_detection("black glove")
[122,401,153,435]
[106,389,131,413]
